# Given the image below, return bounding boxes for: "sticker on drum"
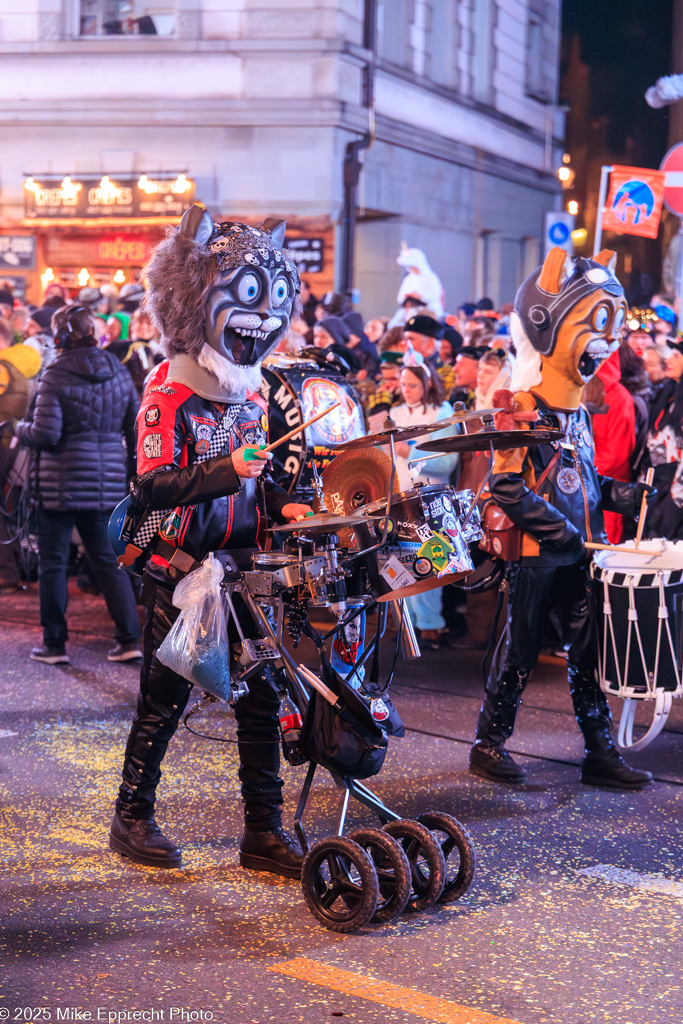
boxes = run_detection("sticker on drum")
[417,532,455,572]
[413,556,433,578]
[415,522,433,543]
[442,495,453,512]
[379,555,414,592]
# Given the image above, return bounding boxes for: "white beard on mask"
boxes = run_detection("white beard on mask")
[197,343,263,401]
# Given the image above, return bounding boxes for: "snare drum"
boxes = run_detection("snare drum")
[262,360,365,500]
[353,484,475,602]
[592,539,683,751]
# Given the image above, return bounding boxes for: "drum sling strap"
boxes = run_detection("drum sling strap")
[125,404,241,561]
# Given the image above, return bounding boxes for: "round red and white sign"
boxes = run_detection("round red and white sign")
[660,142,683,216]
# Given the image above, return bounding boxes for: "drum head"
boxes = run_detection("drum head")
[593,539,683,574]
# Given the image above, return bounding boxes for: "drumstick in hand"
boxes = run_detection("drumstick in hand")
[244,402,341,460]
[635,467,655,549]
[265,401,341,453]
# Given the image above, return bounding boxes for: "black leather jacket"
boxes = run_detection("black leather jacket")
[491,397,640,566]
[131,379,290,566]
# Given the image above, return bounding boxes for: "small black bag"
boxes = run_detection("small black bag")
[299,658,388,779]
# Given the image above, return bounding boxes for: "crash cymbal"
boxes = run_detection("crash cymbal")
[333,420,449,451]
[416,428,565,454]
[322,448,393,514]
[271,512,373,534]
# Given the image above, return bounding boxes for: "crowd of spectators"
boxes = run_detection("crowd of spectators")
[2,263,683,657]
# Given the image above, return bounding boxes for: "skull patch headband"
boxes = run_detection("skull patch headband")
[208,221,299,284]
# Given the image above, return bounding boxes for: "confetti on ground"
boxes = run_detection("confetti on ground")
[578,864,683,899]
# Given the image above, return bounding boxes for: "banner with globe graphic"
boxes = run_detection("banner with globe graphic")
[602,165,666,239]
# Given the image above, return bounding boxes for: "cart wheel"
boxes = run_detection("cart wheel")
[348,827,412,923]
[301,836,379,933]
[383,819,446,912]
[417,811,476,904]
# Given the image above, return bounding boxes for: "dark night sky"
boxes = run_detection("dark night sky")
[562,0,673,163]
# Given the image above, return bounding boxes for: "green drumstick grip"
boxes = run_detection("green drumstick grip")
[244,444,268,461]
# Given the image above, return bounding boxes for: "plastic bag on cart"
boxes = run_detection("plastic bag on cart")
[299,655,388,779]
[157,553,231,701]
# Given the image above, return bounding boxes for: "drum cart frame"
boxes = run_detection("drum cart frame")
[217,559,476,933]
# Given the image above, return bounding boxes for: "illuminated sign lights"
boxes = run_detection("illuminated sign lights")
[24,173,195,219]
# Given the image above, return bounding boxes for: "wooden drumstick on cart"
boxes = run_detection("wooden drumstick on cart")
[244,401,341,460]
[634,466,655,549]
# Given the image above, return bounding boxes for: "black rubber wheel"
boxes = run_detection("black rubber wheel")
[383,819,446,912]
[301,836,379,933]
[348,827,412,923]
[417,811,476,904]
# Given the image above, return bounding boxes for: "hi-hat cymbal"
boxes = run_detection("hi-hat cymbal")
[416,429,565,454]
[322,448,393,514]
[271,512,373,534]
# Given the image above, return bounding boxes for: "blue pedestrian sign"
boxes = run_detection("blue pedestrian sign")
[544,211,575,255]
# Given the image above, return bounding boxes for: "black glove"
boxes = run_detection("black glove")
[559,530,588,565]
[633,481,657,506]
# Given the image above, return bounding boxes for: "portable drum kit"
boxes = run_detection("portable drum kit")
[190,363,679,931]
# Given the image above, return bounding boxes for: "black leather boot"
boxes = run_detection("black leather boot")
[109,809,182,868]
[239,826,305,879]
[470,668,528,783]
[469,741,528,783]
[570,665,653,790]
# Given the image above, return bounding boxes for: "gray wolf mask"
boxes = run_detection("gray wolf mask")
[144,204,300,396]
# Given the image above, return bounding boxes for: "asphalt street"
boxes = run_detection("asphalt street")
[1,580,682,1024]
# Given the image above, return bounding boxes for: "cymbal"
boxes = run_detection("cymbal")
[440,406,503,426]
[322,448,393,514]
[272,512,373,534]
[333,420,449,451]
[416,429,565,454]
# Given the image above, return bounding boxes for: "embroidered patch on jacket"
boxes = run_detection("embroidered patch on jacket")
[145,404,161,427]
[142,433,163,460]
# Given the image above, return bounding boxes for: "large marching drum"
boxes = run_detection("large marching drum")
[262,355,365,501]
[592,539,683,750]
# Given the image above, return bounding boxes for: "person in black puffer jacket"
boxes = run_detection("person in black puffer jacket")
[14,305,142,665]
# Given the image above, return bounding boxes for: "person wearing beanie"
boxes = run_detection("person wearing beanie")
[449,344,489,409]
[312,316,361,373]
[367,350,403,424]
[0,288,15,320]
[79,286,104,312]
[118,282,146,314]
[104,311,130,343]
[23,306,58,369]
[26,307,54,336]
[342,311,379,377]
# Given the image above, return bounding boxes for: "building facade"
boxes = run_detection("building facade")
[0,0,563,312]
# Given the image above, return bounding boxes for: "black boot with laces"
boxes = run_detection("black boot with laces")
[109,809,182,868]
[239,826,305,879]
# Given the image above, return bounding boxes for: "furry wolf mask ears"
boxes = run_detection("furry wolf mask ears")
[144,204,301,390]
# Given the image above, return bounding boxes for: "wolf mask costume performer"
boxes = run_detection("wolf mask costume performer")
[109,206,312,875]
[469,247,655,790]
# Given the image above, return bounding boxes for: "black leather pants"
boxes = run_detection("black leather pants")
[116,571,283,830]
[475,562,613,752]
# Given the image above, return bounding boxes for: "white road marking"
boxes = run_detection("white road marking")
[578,863,683,899]
[0,729,18,738]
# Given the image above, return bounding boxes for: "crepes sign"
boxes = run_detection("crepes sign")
[24,174,195,220]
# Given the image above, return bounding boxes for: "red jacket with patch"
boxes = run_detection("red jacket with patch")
[132,378,290,562]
